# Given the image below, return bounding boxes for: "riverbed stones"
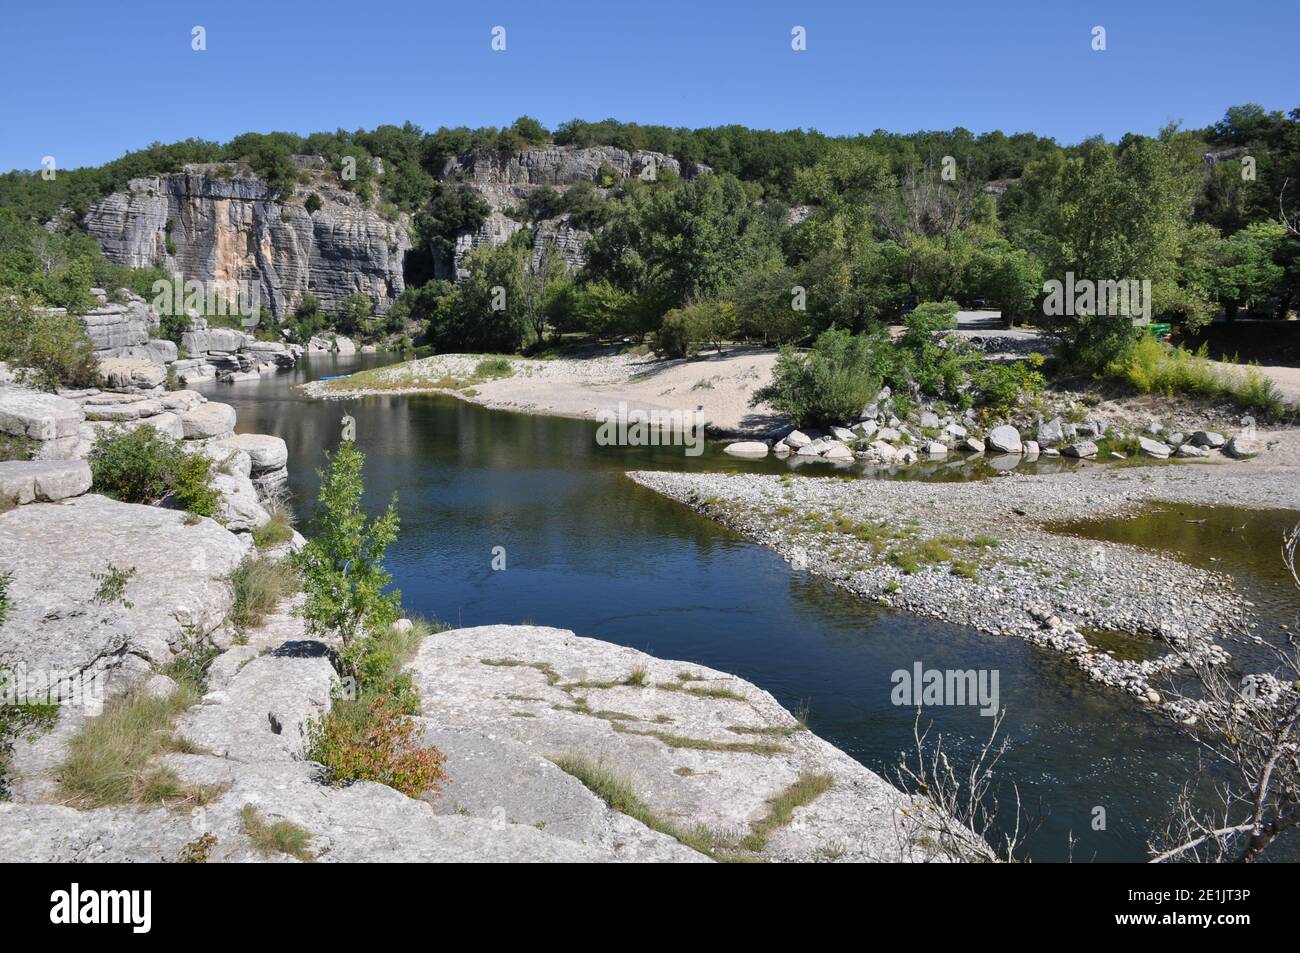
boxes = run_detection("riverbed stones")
[960,437,985,453]
[1138,436,1171,459]
[1224,435,1263,459]
[822,443,855,462]
[943,423,968,441]
[987,425,1023,454]
[0,459,91,504]
[1175,443,1210,458]
[723,441,769,458]
[1189,430,1226,449]
[1036,417,1065,447]
[829,425,857,443]
[1062,440,1099,458]
[1023,440,1041,458]
[181,401,237,439]
[925,441,948,456]
[783,430,811,450]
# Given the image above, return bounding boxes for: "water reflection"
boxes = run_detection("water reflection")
[201,356,1282,862]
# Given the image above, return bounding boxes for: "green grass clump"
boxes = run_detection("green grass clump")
[58,685,212,807]
[612,724,788,755]
[251,498,296,549]
[550,753,719,857]
[228,554,298,631]
[473,357,514,379]
[739,773,834,852]
[239,804,315,861]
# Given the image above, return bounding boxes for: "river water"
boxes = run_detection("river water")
[201,354,1291,862]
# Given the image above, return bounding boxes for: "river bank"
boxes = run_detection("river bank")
[629,438,1300,714]
[298,346,783,435]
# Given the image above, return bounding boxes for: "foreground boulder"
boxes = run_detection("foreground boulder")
[181,402,237,439]
[0,495,246,691]
[408,625,940,862]
[987,425,1022,454]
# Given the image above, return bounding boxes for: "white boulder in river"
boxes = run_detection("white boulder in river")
[723,441,769,458]
[987,425,1023,454]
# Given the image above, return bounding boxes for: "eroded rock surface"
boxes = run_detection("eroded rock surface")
[0,495,245,690]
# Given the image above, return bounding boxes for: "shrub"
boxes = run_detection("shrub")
[88,426,218,516]
[304,193,323,215]
[473,357,513,379]
[305,692,446,797]
[0,292,99,391]
[1107,337,1285,418]
[752,328,890,427]
[974,354,1047,410]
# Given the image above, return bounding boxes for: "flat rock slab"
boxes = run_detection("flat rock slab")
[419,723,704,862]
[409,624,926,861]
[0,386,84,441]
[97,358,166,391]
[0,760,610,863]
[0,495,245,690]
[0,459,91,504]
[177,642,335,763]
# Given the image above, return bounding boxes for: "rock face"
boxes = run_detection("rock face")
[435,145,709,281]
[0,495,246,692]
[83,165,410,319]
[441,145,707,187]
[408,625,937,862]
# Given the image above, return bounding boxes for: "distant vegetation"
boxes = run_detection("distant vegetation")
[1,107,1297,407]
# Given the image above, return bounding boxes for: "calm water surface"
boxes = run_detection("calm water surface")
[202,355,1295,862]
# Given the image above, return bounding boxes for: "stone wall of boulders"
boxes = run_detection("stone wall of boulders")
[725,386,1265,467]
[61,287,305,389]
[0,343,291,532]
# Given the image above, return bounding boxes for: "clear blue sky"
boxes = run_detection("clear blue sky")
[1,0,1296,172]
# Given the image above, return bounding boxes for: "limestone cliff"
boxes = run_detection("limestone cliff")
[436,144,709,280]
[83,163,410,319]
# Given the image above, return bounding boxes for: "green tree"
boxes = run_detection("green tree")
[752,328,892,427]
[295,442,401,679]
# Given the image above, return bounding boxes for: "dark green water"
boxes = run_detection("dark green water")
[1051,504,1300,670]
[201,355,1285,863]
